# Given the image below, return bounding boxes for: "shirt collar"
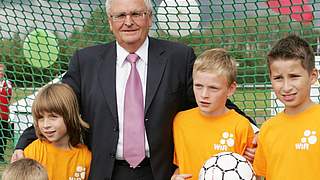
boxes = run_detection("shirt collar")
[116,37,149,66]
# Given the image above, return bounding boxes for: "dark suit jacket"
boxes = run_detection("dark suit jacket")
[64,37,196,180]
[16,37,256,180]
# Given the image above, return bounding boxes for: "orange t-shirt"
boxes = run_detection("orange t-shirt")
[173,108,254,180]
[25,139,91,180]
[253,104,320,180]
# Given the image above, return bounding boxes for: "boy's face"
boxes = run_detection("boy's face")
[193,71,236,116]
[269,59,318,114]
[37,112,69,148]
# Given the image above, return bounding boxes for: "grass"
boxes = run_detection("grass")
[0,88,35,175]
[0,140,15,176]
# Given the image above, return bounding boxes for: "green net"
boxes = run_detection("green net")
[0,0,319,162]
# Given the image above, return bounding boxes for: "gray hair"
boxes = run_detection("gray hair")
[105,0,153,15]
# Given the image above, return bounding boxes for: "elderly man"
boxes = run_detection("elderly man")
[12,0,257,179]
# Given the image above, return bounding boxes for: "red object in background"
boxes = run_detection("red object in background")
[0,80,12,120]
[267,0,313,22]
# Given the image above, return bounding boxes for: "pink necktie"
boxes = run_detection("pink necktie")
[123,53,145,168]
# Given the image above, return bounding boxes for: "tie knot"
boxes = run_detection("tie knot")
[127,53,139,63]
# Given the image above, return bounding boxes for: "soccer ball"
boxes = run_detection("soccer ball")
[199,152,256,180]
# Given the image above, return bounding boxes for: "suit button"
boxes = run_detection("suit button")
[109,153,115,158]
[113,127,118,132]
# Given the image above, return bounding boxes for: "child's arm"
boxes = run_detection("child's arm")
[256,176,263,180]
[243,133,258,163]
[170,168,192,180]
[235,118,256,161]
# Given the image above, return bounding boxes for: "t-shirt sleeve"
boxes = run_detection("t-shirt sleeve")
[173,149,178,166]
[235,118,255,155]
[24,140,39,159]
[253,128,267,177]
[84,147,92,180]
[172,112,183,167]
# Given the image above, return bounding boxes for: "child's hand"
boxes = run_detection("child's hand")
[171,174,192,180]
[11,149,25,163]
[244,133,258,163]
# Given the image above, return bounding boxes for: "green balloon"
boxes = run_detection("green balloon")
[23,29,59,68]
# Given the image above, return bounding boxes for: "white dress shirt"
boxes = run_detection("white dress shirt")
[115,37,150,159]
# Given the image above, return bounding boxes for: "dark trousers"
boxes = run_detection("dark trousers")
[112,158,154,180]
[0,120,11,158]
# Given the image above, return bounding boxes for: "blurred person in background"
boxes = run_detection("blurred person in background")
[0,63,12,162]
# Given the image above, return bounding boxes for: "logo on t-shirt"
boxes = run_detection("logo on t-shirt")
[69,166,86,180]
[295,130,317,150]
[213,132,235,151]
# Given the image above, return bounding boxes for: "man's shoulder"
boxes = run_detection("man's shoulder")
[149,37,191,50]
[77,41,115,54]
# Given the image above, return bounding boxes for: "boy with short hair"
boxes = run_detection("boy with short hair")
[2,158,48,180]
[171,48,255,180]
[253,35,320,180]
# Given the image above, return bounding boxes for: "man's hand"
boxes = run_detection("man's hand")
[171,174,192,180]
[10,149,24,163]
[244,133,258,163]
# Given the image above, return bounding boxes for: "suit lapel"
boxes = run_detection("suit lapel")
[145,38,168,113]
[97,42,118,122]
[96,39,168,119]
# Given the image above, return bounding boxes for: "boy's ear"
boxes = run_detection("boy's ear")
[310,68,319,85]
[227,81,237,97]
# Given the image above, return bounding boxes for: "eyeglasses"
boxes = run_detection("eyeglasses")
[110,10,150,22]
